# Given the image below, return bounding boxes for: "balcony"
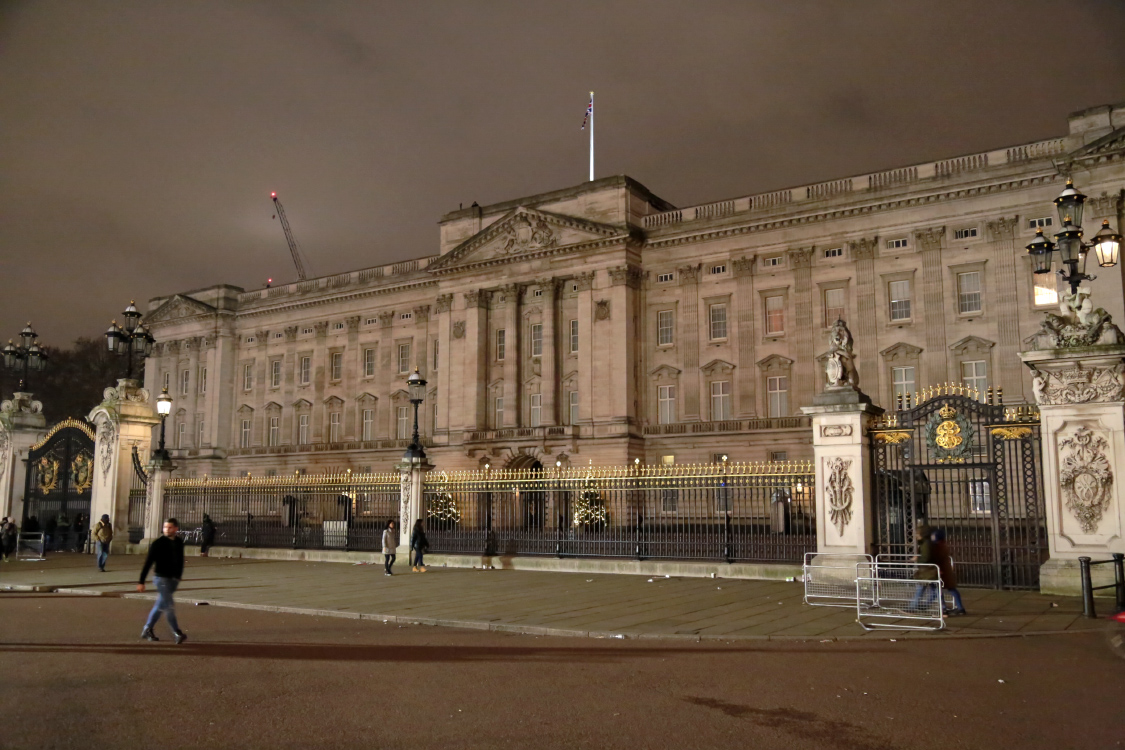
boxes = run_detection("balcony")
[643,417,810,436]
[466,425,577,442]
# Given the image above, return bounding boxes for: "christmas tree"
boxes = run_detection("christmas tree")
[427,479,461,526]
[572,475,608,528]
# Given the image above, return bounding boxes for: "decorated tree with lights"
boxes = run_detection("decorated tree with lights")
[572,475,608,530]
[426,476,461,530]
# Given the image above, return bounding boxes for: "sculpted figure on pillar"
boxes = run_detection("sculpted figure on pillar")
[825,319,859,389]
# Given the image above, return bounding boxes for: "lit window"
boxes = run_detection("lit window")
[710,381,731,421]
[243,364,253,391]
[298,414,309,445]
[329,411,341,443]
[961,360,987,394]
[1034,275,1058,306]
[362,409,374,441]
[240,419,251,448]
[299,356,311,385]
[364,348,376,377]
[529,393,542,427]
[888,238,908,249]
[568,391,579,426]
[1028,217,1053,230]
[268,416,279,446]
[889,279,912,321]
[398,344,410,374]
[396,406,410,440]
[530,324,542,357]
[765,296,784,335]
[957,272,982,314]
[658,272,675,283]
[569,320,579,353]
[970,480,991,513]
[270,360,282,388]
[892,366,915,404]
[764,256,784,267]
[496,329,506,361]
[824,247,843,258]
[657,310,674,346]
[494,396,504,428]
[954,227,978,240]
[658,384,676,424]
[824,288,846,328]
[709,303,728,340]
[767,376,788,418]
[331,352,343,380]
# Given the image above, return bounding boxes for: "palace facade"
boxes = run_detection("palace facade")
[143,102,1125,476]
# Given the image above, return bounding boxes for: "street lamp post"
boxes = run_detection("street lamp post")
[105,301,155,380]
[155,387,173,462]
[403,368,428,461]
[1027,178,1123,295]
[2,322,48,391]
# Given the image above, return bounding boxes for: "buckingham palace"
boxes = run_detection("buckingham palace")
[141,101,1125,477]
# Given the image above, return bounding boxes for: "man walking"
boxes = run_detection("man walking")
[93,514,113,571]
[137,518,187,644]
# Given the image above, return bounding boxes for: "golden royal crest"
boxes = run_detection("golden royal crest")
[925,403,974,463]
[71,453,93,493]
[934,405,963,450]
[37,457,60,494]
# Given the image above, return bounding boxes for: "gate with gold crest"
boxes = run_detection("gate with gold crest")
[22,419,96,546]
[869,385,1046,590]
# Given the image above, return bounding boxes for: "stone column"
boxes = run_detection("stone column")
[733,257,758,417]
[0,393,48,522]
[985,216,1025,401]
[849,238,879,391]
[1022,305,1125,595]
[789,247,816,410]
[678,264,702,421]
[89,379,161,542]
[396,455,432,556]
[915,227,949,388]
[434,294,453,436]
[463,290,489,431]
[537,280,557,426]
[575,272,596,425]
[501,284,520,428]
[608,265,644,430]
[144,454,175,545]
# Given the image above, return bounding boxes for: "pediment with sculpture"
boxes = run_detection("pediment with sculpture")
[145,295,217,326]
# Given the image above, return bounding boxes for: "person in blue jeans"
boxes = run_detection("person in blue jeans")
[137,518,187,644]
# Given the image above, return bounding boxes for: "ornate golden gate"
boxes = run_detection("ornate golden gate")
[22,419,96,551]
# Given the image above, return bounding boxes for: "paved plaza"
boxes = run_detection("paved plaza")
[0,552,1102,640]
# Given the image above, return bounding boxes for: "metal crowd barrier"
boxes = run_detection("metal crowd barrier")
[856,561,944,631]
[16,533,46,561]
[803,553,874,607]
[1079,554,1125,618]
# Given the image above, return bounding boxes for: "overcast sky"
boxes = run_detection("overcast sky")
[3,0,1125,345]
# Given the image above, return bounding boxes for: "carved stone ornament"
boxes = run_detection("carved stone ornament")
[595,300,611,322]
[819,424,853,438]
[1059,426,1113,534]
[452,320,466,339]
[313,321,329,337]
[824,319,858,388]
[1031,363,1125,405]
[284,325,298,342]
[102,381,151,406]
[1,392,44,420]
[826,457,854,536]
[497,213,557,256]
[608,265,645,288]
[434,294,453,314]
[1029,288,1125,350]
[346,316,361,332]
[378,311,395,328]
[98,419,118,480]
[413,305,431,323]
[399,472,412,533]
[0,424,9,482]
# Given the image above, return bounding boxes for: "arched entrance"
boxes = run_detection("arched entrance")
[23,419,96,551]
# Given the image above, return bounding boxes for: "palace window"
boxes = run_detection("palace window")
[396,406,410,439]
[245,336,255,344]
[530,324,542,357]
[710,381,731,421]
[196,417,205,447]
[961,360,988,394]
[568,391,579,426]
[400,312,412,321]
[163,372,170,391]
[889,279,912,321]
[529,393,542,428]
[329,411,341,443]
[569,320,579,353]
[494,397,504,429]
[177,422,186,449]
[243,364,253,391]
[658,384,676,425]
[302,327,313,335]
[270,360,282,388]
[770,451,788,462]
[887,238,908,250]
[198,367,207,395]
[362,409,374,441]
[365,317,377,326]
[364,348,376,377]
[533,288,543,298]
[274,332,283,339]
[496,329,506,361]
[710,263,727,275]
[331,352,343,381]
[969,480,991,514]
[957,271,982,314]
[1034,274,1058,306]
[333,322,345,330]
[892,366,915,404]
[299,357,311,385]
[1028,217,1053,230]
[657,310,674,346]
[709,303,728,340]
[824,247,843,259]
[298,414,310,445]
[432,340,439,371]
[764,256,784,268]
[824,288,846,328]
[398,344,410,374]
[767,376,788,418]
[954,227,978,240]
[240,419,251,448]
[268,416,279,446]
[180,370,189,396]
[658,272,675,283]
[765,296,785,335]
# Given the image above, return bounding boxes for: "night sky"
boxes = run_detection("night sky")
[3,1,1125,346]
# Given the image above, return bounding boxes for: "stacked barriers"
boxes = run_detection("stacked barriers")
[803,552,945,631]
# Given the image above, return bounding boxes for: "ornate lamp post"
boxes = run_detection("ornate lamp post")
[155,387,173,462]
[404,368,428,461]
[105,301,155,380]
[2,322,48,391]
[1027,178,1123,294]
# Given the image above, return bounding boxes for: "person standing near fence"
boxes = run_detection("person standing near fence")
[410,519,428,573]
[93,514,113,572]
[137,518,187,644]
[931,528,966,616]
[200,514,216,557]
[1,521,16,562]
[908,523,940,612]
[72,514,86,552]
[382,519,398,576]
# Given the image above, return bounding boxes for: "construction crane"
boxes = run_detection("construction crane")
[270,191,311,280]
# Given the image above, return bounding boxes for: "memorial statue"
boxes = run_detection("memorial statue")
[825,319,858,389]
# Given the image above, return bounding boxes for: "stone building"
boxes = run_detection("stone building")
[143,102,1125,476]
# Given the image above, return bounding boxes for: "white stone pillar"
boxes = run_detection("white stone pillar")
[88,379,161,543]
[396,455,431,556]
[1022,343,1125,595]
[144,455,175,544]
[0,393,48,523]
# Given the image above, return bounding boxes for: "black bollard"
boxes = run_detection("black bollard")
[1079,556,1096,619]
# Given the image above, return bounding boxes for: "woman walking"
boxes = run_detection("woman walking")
[381,519,398,576]
[410,518,428,573]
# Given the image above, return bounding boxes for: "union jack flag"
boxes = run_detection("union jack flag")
[581,94,593,130]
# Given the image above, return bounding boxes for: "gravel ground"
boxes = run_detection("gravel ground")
[1,593,1122,750]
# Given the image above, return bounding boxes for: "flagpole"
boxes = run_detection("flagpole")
[589,91,594,182]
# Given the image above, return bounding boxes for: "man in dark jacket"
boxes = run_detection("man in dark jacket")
[138,518,187,644]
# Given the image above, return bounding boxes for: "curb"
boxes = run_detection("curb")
[2,584,1107,642]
